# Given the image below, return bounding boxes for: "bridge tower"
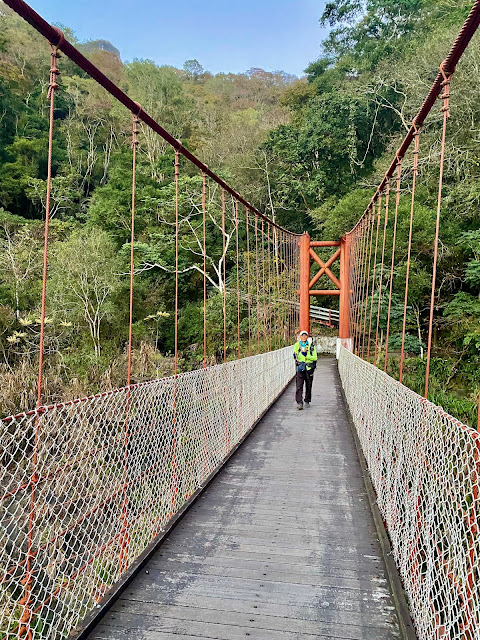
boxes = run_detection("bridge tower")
[298,232,350,341]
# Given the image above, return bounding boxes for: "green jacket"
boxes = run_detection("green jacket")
[294,340,318,370]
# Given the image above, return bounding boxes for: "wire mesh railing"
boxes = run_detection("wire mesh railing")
[339,345,480,640]
[338,6,480,635]
[0,346,293,639]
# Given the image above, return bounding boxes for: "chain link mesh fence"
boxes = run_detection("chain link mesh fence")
[0,346,293,639]
[339,346,480,640]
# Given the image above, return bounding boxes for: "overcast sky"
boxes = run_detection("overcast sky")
[27,0,329,76]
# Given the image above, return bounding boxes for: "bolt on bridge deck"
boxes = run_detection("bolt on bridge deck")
[89,358,402,640]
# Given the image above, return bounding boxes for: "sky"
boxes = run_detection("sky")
[27,0,329,77]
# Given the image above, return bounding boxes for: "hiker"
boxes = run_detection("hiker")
[293,330,318,410]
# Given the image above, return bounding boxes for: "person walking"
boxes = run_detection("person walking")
[293,330,317,410]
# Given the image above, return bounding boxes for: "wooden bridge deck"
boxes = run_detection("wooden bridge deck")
[89,358,402,640]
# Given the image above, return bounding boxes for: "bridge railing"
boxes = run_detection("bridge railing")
[0,347,294,639]
[339,346,480,639]
[339,3,480,638]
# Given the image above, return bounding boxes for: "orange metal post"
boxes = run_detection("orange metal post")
[339,235,350,340]
[299,232,311,334]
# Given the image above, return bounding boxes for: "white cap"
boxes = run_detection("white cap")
[299,329,308,336]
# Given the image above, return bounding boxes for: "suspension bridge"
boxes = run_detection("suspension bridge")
[1,1,480,639]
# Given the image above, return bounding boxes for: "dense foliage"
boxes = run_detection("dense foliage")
[0,1,479,426]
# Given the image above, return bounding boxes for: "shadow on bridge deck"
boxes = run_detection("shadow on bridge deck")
[88,358,402,640]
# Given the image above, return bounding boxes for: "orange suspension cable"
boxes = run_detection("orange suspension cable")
[359,219,370,352]
[288,242,294,334]
[255,216,260,353]
[255,215,260,353]
[281,232,286,343]
[36,45,59,410]
[353,218,368,354]
[400,126,421,384]
[127,112,139,388]
[361,208,376,358]
[367,193,382,361]
[352,221,365,353]
[261,220,268,346]
[246,207,252,356]
[235,200,241,358]
[374,181,391,366]
[19,41,60,640]
[273,227,280,347]
[353,219,365,354]
[171,147,180,517]
[267,224,272,351]
[222,189,227,363]
[202,172,207,367]
[295,237,298,335]
[384,159,403,373]
[174,150,180,374]
[221,189,228,453]
[119,109,140,575]
[425,68,451,398]
[201,172,208,479]
[286,236,291,339]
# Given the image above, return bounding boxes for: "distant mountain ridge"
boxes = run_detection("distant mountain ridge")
[79,39,120,58]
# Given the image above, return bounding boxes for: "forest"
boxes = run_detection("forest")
[0,0,479,426]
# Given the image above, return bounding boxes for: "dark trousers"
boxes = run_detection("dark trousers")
[296,368,314,404]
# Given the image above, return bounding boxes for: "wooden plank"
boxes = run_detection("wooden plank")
[152,548,387,573]
[147,551,386,577]
[88,359,402,640]
[108,601,397,640]
[103,594,399,631]
[138,564,388,592]
[95,609,401,639]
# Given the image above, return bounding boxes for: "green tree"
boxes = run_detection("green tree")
[49,228,122,357]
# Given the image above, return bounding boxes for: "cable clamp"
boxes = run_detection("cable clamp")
[51,27,65,51]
